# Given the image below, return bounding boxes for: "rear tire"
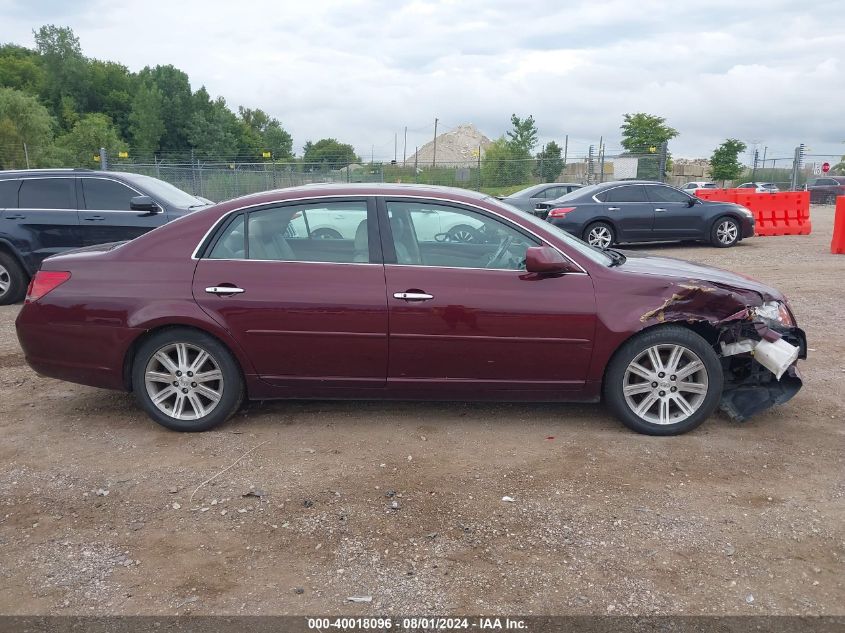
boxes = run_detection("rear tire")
[132,328,244,432]
[0,252,27,306]
[603,326,723,436]
[710,216,740,247]
[583,221,615,248]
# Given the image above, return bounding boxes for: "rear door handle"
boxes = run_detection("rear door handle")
[607,206,620,211]
[393,291,434,301]
[83,215,105,221]
[205,286,245,295]
[5,214,26,220]
[654,207,667,212]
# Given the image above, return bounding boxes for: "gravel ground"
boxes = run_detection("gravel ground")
[0,205,842,616]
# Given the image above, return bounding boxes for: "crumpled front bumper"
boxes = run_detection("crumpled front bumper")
[719,326,806,422]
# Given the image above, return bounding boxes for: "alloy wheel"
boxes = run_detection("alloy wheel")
[622,344,709,425]
[449,227,477,243]
[716,220,738,245]
[587,226,612,248]
[144,342,224,420]
[0,264,9,296]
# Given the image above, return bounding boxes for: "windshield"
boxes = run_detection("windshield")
[489,197,613,266]
[124,174,209,208]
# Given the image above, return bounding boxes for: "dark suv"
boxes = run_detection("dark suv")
[0,169,211,304]
[805,176,845,204]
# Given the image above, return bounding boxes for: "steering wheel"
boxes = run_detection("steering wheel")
[485,235,514,268]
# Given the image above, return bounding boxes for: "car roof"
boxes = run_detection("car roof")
[214,182,494,208]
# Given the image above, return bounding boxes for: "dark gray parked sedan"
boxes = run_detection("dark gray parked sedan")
[498,182,582,215]
[533,180,755,248]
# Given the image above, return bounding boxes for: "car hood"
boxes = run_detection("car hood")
[616,252,784,302]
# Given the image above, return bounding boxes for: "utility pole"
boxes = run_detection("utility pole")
[394,132,397,164]
[563,135,568,169]
[432,117,439,167]
[403,126,407,167]
[761,146,768,178]
[751,149,759,182]
[23,143,30,169]
[598,136,603,183]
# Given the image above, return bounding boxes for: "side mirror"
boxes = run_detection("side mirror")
[130,195,161,212]
[687,196,697,207]
[524,246,580,274]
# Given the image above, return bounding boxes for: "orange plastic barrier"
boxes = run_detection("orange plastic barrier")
[832,196,845,254]
[694,189,811,236]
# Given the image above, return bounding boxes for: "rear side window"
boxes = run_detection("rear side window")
[18,178,75,209]
[605,185,647,202]
[208,200,370,263]
[81,178,137,210]
[0,179,20,208]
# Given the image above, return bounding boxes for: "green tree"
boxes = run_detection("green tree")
[481,137,529,187]
[33,25,90,128]
[129,82,165,154]
[710,138,748,185]
[238,107,293,159]
[187,90,240,158]
[0,87,55,168]
[534,141,564,182]
[506,114,538,154]
[619,112,678,153]
[88,59,134,139]
[0,44,46,95]
[55,113,126,167]
[137,65,193,151]
[302,138,359,169]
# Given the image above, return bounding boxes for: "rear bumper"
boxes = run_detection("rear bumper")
[15,302,140,391]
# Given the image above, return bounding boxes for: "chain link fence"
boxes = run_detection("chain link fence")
[2,143,840,203]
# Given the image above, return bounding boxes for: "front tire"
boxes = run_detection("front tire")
[0,252,27,305]
[711,216,740,247]
[603,326,723,436]
[132,328,244,432]
[583,221,615,248]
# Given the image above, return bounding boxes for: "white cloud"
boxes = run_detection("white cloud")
[1,0,843,160]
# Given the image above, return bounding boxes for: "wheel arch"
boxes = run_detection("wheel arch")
[122,322,250,396]
[0,238,31,277]
[599,320,720,398]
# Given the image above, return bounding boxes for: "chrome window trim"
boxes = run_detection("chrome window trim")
[201,258,381,266]
[191,193,588,275]
[591,183,649,204]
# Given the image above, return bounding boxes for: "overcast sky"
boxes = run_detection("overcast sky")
[2,0,844,162]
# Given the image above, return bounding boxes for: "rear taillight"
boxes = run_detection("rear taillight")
[25,271,71,303]
[547,207,576,219]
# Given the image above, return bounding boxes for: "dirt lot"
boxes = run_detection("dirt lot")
[0,206,843,617]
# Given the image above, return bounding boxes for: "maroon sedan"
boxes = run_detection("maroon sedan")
[15,184,806,435]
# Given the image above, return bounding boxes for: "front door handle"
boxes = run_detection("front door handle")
[607,206,620,211]
[654,207,667,212]
[83,215,105,221]
[393,291,434,301]
[5,214,26,220]
[205,286,245,295]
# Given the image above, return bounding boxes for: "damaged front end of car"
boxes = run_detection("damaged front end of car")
[716,302,806,421]
[638,282,807,422]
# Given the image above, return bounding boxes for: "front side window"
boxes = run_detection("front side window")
[647,185,691,203]
[605,185,647,203]
[82,178,137,210]
[209,200,370,263]
[386,201,536,270]
[18,178,75,209]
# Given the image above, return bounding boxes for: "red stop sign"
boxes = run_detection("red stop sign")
[822,162,831,173]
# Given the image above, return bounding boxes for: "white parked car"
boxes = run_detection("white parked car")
[287,205,485,243]
[737,182,780,193]
[681,181,718,192]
